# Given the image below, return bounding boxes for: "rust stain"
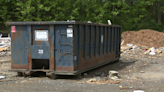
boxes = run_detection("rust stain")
[49,41,55,71]
[16,26,23,38]
[50,26,53,30]
[16,30,21,38]
[31,29,34,44]
[56,66,74,71]
[74,65,78,71]
[78,50,82,70]
[27,55,32,70]
[11,65,27,69]
[11,33,16,49]
[78,51,116,70]
[36,41,42,45]
[49,56,54,71]
[19,49,21,65]
[49,25,55,71]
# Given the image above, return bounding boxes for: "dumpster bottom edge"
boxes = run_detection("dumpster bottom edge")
[9,58,119,75]
[55,57,119,75]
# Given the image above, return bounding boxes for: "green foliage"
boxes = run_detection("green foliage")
[0,0,164,32]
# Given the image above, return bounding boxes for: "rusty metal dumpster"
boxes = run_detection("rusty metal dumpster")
[6,21,122,79]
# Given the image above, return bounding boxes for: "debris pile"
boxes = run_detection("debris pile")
[0,37,11,56]
[122,29,164,48]
[121,43,164,56]
[85,70,121,84]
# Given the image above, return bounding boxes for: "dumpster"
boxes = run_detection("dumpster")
[6,21,122,79]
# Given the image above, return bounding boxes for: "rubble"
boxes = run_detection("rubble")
[0,76,5,79]
[140,71,145,73]
[0,37,11,56]
[86,78,120,84]
[149,47,156,55]
[87,78,97,82]
[133,90,145,92]
[121,44,163,56]
[127,44,134,47]
[108,70,119,80]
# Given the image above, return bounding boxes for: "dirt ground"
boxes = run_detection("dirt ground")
[0,49,164,92]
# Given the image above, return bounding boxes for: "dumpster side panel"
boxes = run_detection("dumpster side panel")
[55,25,74,71]
[11,26,29,69]
[76,24,121,71]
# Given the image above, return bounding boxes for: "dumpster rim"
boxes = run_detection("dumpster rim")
[6,21,122,27]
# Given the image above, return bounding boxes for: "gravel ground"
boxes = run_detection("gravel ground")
[0,49,164,92]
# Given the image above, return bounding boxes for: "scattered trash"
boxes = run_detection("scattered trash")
[126,47,132,51]
[108,70,121,81]
[133,90,145,92]
[119,85,128,90]
[109,71,118,78]
[0,76,5,79]
[149,52,156,55]
[0,37,11,56]
[127,44,134,47]
[1,41,4,44]
[87,21,92,23]
[107,20,112,25]
[119,85,122,88]
[149,47,156,55]
[87,78,97,82]
[121,40,124,45]
[140,71,145,73]
[132,46,135,50]
[156,49,162,54]
[143,49,147,51]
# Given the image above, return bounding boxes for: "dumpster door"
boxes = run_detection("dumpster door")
[30,25,54,71]
[11,26,29,69]
[55,25,74,71]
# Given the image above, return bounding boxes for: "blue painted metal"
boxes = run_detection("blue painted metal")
[7,21,122,75]
[55,25,74,71]
[11,26,29,69]
[31,46,50,59]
